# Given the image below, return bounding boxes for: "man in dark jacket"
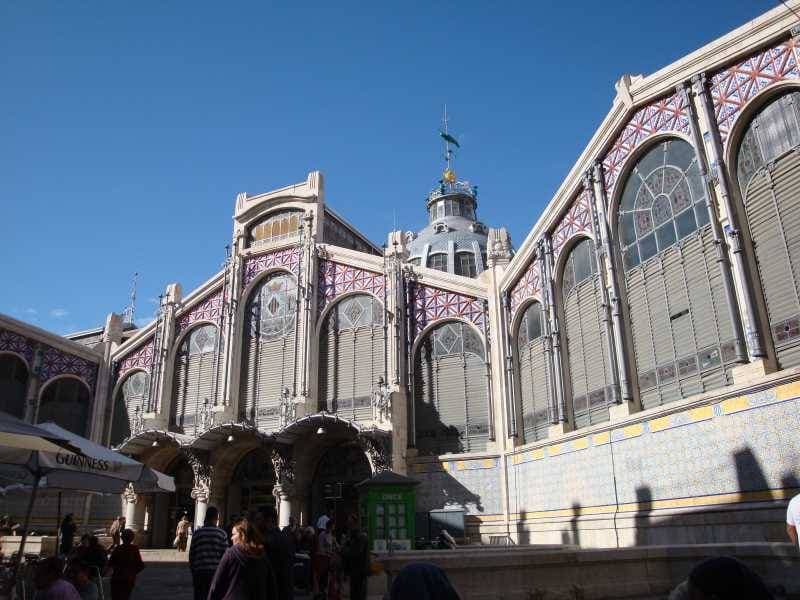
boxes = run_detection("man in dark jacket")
[342,514,370,600]
[189,507,228,600]
[258,506,293,600]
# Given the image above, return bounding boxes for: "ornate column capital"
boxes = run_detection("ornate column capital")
[183,448,213,502]
[358,435,390,473]
[121,482,137,504]
[271,447,295,485]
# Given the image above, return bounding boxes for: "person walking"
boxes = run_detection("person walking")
[207,518,278,600]
[60,514,77,557]
[259,506,292,600]
[341,514,369,600]
[109,517,122,549]
[106,529,144,600]
[175,514,191,552]
[189,506,228,600]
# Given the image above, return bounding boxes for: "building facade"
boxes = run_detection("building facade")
[4,2,800,547]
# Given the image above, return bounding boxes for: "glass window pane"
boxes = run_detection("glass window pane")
[694,202,710,227]
[656,222,677,251]
[676,208,698,239]
[639,233,657,262]
[620,212,636,246]
[667,138,695,171]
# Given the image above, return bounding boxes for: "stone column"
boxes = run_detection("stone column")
[122,484,138,531]
[185,449,213,530]
[24,344,43,423]
[542,235,569,435]
[273,484,295,528]
[692,73,766,361]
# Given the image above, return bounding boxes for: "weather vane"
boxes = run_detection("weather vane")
[440,105,460,184]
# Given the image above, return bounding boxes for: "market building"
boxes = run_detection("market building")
[2,1,800,548]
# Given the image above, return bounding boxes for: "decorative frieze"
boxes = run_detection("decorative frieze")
[317,259,385,316]
[509,260,542,320]
[117,338,155,379]
[242,247,302,288]
[176,289,224,336]
[0,328,35,366]
[711,37,799,142]
[410,282,485,340]
[551,188,594,259]
[601,92,691,194]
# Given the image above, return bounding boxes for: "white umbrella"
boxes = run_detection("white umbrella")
[0,411,80,455]
[0,420,175,590]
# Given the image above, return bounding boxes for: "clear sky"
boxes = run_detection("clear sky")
[0,1,774,334]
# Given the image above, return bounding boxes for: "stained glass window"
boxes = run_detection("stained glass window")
[122,370,150,403]
[429,322,485,359]
[736,91,800,193]
[329,295,383,331]
[561,238,597,298]
[618,139,707,270]
[248,210,302,247]
[187,324,218,356]
[251,274,298,340]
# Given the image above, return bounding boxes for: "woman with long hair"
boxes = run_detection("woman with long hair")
[208,518,278,600]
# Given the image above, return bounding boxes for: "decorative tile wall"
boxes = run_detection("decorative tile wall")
[509,260,542,320]
[242,247,302,288]
[317,259,385,316]
[551,189,594,260]
[176,289,224,336]
[410,283,486,342]
[117,337,155,379]
[0,326,99,392]
[712,37,799,142]
[507,381,800,517]
[414,457,502,516]
[601,92,691,196]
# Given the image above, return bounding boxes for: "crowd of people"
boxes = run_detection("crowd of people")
[186,504,371,600]
[31,520,144,600]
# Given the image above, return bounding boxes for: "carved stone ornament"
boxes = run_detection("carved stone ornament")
[278,387,296,429]
[270,447,295,485]
[198,398,214,433]
[121,482,137,504]
[184,449,213,502]
[358,435,390,473]
[372,377,391,423]
[130,406,145,437]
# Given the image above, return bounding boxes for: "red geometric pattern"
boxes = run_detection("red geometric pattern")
[243,247,302,287]
[117,337,155,378]
[39,347,99,392]
[509,259,542,319]
[552,188,594,259]
[601,91,691,194]
[711,37,800,142]
[317,259,386,315]
[411,283,485,339]
[0,326,99,391]
[176,288,224,336]
[0,327,36,366]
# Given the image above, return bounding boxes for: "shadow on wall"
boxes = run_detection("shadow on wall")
[627,446,799,546]
[560,502,582,546]
[414,361,467,456]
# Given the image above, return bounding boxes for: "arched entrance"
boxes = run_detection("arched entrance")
[164,456,194,547]
[226,448,275,519]
[310,444,371,527]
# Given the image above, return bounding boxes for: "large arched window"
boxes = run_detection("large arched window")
[319,294,385,420]
[413,321,489,455]
[735,91,800,368]
[38,377,91,436]
[171,324,218,433]
[110,370,150,446]
[618,138,735,409]
[240,273,298,429]
[560,237,612,427]
[0,354,28,419]
[428,253,448,272]
[515,302,550,442]
[455,252,477,278]
[247,210,303,247]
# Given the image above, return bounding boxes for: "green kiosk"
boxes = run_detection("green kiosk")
[356,470,419,552]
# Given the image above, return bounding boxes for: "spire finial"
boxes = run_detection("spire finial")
[123,272,139,326]
[440,105,460,183]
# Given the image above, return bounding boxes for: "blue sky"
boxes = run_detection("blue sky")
[0,1,772,334]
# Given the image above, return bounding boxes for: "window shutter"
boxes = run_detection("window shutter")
[435,355,467,454]
[745,153,800,368]
[464,353,489,452]
[414,348,437,455]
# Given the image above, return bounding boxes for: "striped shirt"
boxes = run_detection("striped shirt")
[189,526,228,573]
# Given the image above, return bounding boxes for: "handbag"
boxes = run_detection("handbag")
[172,535,180,548]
